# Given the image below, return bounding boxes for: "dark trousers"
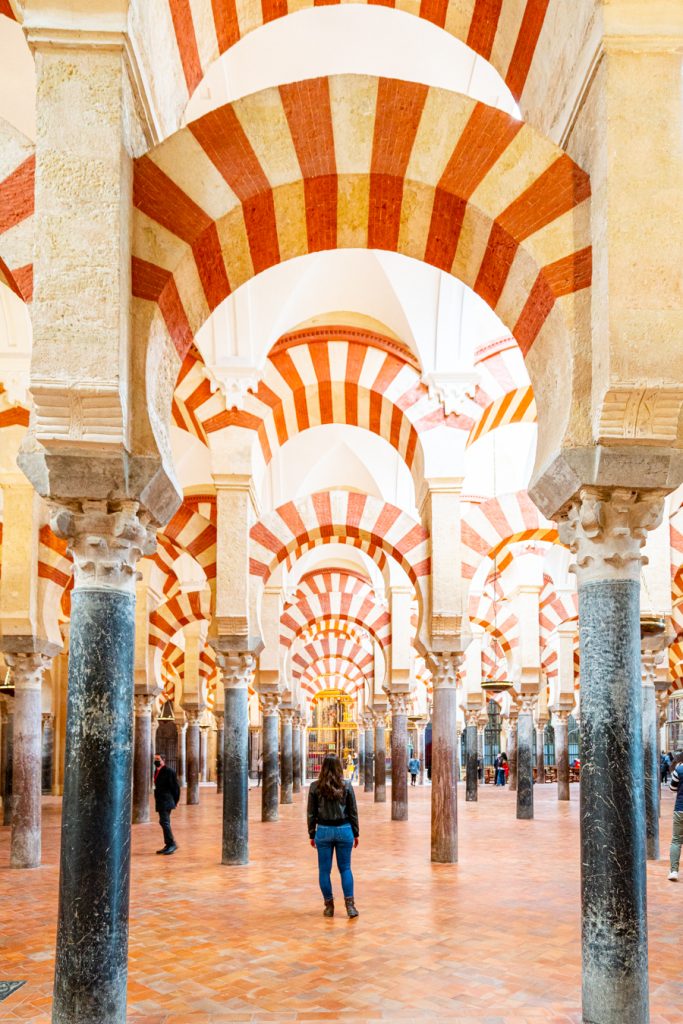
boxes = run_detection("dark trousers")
[410,773,417,786]
[158,807,175,846]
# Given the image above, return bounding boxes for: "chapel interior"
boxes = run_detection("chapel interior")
[0,1,682,1023]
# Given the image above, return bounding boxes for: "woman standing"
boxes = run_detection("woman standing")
[668,752,683,882]
[308,754,360,918]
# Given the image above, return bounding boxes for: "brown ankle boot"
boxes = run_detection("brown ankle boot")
[345,897,359,919]
[323,898,334,917]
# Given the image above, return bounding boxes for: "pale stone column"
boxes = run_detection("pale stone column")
[374,711,387,803]
[516,696,536,820]
[641,647,660,861]
[184,710,201,805]
[214,712,224,794]
[5,653,51,869]
[536,716,547,784]
[363,714,374,792]
[389,693,409,821]
[357,726,365,787]
[41,712,55,794]
[177,718,187,788]
[261,694,281,822]
[430,655,460,863]
[1,696,13,826]
[508,713,518,792]
[132,694,154,825]
[292,714,302,795]
[280,708,294,805]
[416,721,426,785]
[554,710,571,802]
[465,709,478,803]
[558,488,665,1024]
[200,725,209,784]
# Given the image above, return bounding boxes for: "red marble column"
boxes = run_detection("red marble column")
[430,655,459,863]
[389,694,408,821]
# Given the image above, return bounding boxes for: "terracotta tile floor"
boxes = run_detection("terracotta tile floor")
[0,783,681,1023]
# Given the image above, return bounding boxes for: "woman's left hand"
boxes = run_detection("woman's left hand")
[354,838,359,848]
[310,839,316,848]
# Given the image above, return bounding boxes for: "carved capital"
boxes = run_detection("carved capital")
[557,487,664,585]
[5,652,51,691]
[553,709,571,724]
[388,693,409,715]
[429,651,463,689]
[184,708,202,725]
[519,694,538,716]
[279,707,295,724]
[133,693,155,717]
[465,709,479,728]
[260,692,281,717]
[50,499,156,594]
[41,712,54,726]
[217,652,255,690]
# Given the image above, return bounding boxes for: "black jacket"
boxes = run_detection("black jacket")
[307,780,359,839]
[154,765,180,812]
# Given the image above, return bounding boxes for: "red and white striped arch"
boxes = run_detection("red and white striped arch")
[250,491,430,590]
[462,490,559,580]
[149,589,212,651]
[281,569,390,650]
[133,75,590,376]
[37,525,73,625]
[0,119,34,303]
[468,335,536,447]
[158,0,551,107]
[160,499,217,580]
[670,505,683,639]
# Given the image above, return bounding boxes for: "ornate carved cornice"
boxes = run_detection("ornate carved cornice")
[50,500,156,595]
[557,487,664,585]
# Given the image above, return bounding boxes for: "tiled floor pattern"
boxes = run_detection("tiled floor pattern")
[0,784,681,1023]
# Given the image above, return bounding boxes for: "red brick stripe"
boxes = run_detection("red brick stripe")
[473,221,518,308]
[497,154,591,241]
[466,0,504,60]
[514,247,591,356]
[504,0,550,100]
[0,1,16,20]
[168,0,203,93]
[211,0,240,50]
[261,0,288,24]
[134,156,212,243]
[418,0,449,29]
[132,257,194,358]
[369,79,428,251]
[192,223,231,311]
[11,264,32,302]
[0,156,35,233]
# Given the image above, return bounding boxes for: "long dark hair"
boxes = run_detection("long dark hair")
[317,754,345,801]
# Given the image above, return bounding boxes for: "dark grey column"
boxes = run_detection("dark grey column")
[300,724,307,786]
[42,712,54,794]
[536,720,546,784]
[508,717,518,792]
[215,713,224,794]
[50,500,153,1024]
[641,654,659,861]
[185,714,200,805]
[559,488,663,1024]
[374,715,386,803]
[131,695,153,825]
[280,710,293,804]
[554,710,570,801]
[431,658,458,863]
[177,720,187,787]
[1,700,13,826]
[222,665,250,864]
[363,719,374,792]
[357,727,365,787]
[261,697,280,822]
[200,726,208,783]
[390,695,408,821]
[465,714,478,802]
[516,700,534,820]
[292,716,301,794]
[417,724,426,785]
[5,653,50,869]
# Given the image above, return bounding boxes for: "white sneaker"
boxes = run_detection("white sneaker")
[668,870,679,882]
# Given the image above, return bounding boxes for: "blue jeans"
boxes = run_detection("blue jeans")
[315,824,355,900]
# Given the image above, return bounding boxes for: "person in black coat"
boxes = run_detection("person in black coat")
[154,753,180,855]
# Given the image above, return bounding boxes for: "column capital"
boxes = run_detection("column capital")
[41,711,54,725]
[553,709,571,724]
[216,651,255,689]
[429,651,463,688]
[213,710,224,725]
[133,693,155,717]
[260,692,281,717]
[557,487,665,585]
[279,707,295,724]
[361,713,374,730]
[184,708,203,725]
[388,693,409,715]
[50,500,156,595]
[5,651,51,690]
[519,694,538,716]
[465,709,479,728]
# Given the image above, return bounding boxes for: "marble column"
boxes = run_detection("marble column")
[374,713,387,803]
[185,711,201,805]
[363,716,374,792]
[417,723,426,785]
[1,699,13,826]
[641,649,659,861]
[200,725,209,783]
[357,727,365,787]
[558,487,664,1024]
[536,719,547,784]
[292,715,302,795]
[389,694,409,821]
[465,711,478,803]
[554,710,571,801]
[261,694,281,822]
[51,501,154,1024]
[132,694,154,825]
[508,716,518,792]
[218,654,252,864]
[280,709,293,805]
[215,712,224,794]
[42,712,54,794]
[5,653,50,868]
[300,723,307,786]
[177,719,187,788]
[516,698,535,821]
[430,655,459,863]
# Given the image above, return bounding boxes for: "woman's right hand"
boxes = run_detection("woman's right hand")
[354,838,359,849]
[310,838,316,848]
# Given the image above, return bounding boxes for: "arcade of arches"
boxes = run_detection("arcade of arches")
[0,2,682,1022]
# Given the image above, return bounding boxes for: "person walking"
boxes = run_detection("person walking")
[494,752,505,786]
[661,751,671,784]
[154,753,180,855]
[668,753,683,882]
[408,754,420,786]
[256,754,263,787]
[307,754,360,919]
